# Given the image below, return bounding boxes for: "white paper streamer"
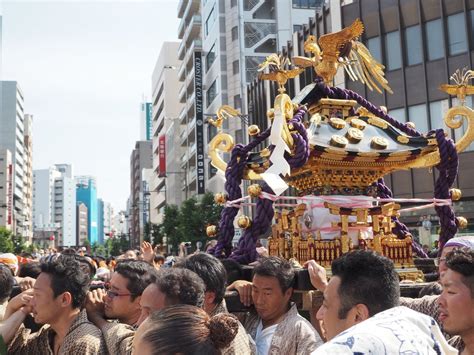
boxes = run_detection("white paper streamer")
[261,103,291,195]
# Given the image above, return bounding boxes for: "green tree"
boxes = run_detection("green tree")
[143,222,151,243]
[12,234,26,254]
[0,227,14,253]
[161,204,180,250]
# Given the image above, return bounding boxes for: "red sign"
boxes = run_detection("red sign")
[158,135,166,177]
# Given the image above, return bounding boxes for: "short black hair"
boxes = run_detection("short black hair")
[175,253,227,305]
[154,255,165,264]
[446,248,474,297]
[331,250,399,319]
[154,268,205,308]
[221,259,244,286]
[40,256,90,309]
[253,256,295,293]
[18,262,42,279]
[115,260,156,300]
[0,263,14,303]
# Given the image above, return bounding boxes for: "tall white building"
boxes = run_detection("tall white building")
[23,114,33,243]
[33,164,77,247]
[0,81,29,237]
[177,0,203,199]
[151,41,184,223]
[0,149,13,231]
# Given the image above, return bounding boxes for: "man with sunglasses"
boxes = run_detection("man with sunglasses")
[86,260,156,327]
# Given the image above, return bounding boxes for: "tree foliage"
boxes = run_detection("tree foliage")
[0,227,14,253]
[154,192,223,253]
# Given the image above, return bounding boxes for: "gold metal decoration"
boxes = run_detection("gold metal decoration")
[248,125,260,136]
[214,193,227,205]
[346,127,364,143]
[207,105,242,132]
[292,19,392,93]
[237,215,252,229]
[329,117,346,129]
[457,216,468,229]
[206,225,218,237]
[371,136,389,150]
[247,184,262,198]
[330,135,349,148]
[350,118,367,130]
[450,188,462,201]
[439,68,474,106]
[258,54,304,93]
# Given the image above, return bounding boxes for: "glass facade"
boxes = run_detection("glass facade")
[447,13,468,56]
[385,31,402,70]
[408,104,429,133]
[405,25,422,66]
[425,19,444,61]
[367,37,382,63]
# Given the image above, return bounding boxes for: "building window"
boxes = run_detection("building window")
[367,37,382,63]
[405,25,422,66]
[447,13,468,56]
[206,43,216,72]
[292,0,321,9]
[389,108,406,123]
[408,104,428,133]
[384,31,402,71]
[471,10,474,48]
[205,5,216,37]
[425,19,444,61]
[231,0,237,7]
[206,80,218,107]
[293,25,303,33]
[234,95,242,109]
[429,100,451,138]
[231,26,238,41]
[233,60,240,75]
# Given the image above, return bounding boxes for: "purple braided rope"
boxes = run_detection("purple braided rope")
[230,183,275,263]
[210,105,310,263]
[287,108,310,168]
[433,129,459,251]
[373,178,428,258]
[209,130,271,258]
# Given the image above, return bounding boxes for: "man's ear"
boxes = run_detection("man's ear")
[204,291,216,305]
[59,292,73,307]
[352,304,370,323]
[284,287,293,301]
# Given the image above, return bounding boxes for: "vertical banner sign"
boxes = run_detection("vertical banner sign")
[194,52,205,194]
[158,135,166,177]
[146,103,153,141]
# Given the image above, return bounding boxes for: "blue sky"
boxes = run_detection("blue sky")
[1,0,179,211]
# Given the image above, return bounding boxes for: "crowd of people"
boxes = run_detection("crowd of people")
[0,235,472,354]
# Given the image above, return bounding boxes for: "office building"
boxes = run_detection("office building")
[0,81,28,237]
[0,149,13,231]
[151,41,184,223]
[76,176,98,244]
[130,141,152,247]
[76,203,88,246]
[23,114,33,243]
[33,164,76,247]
